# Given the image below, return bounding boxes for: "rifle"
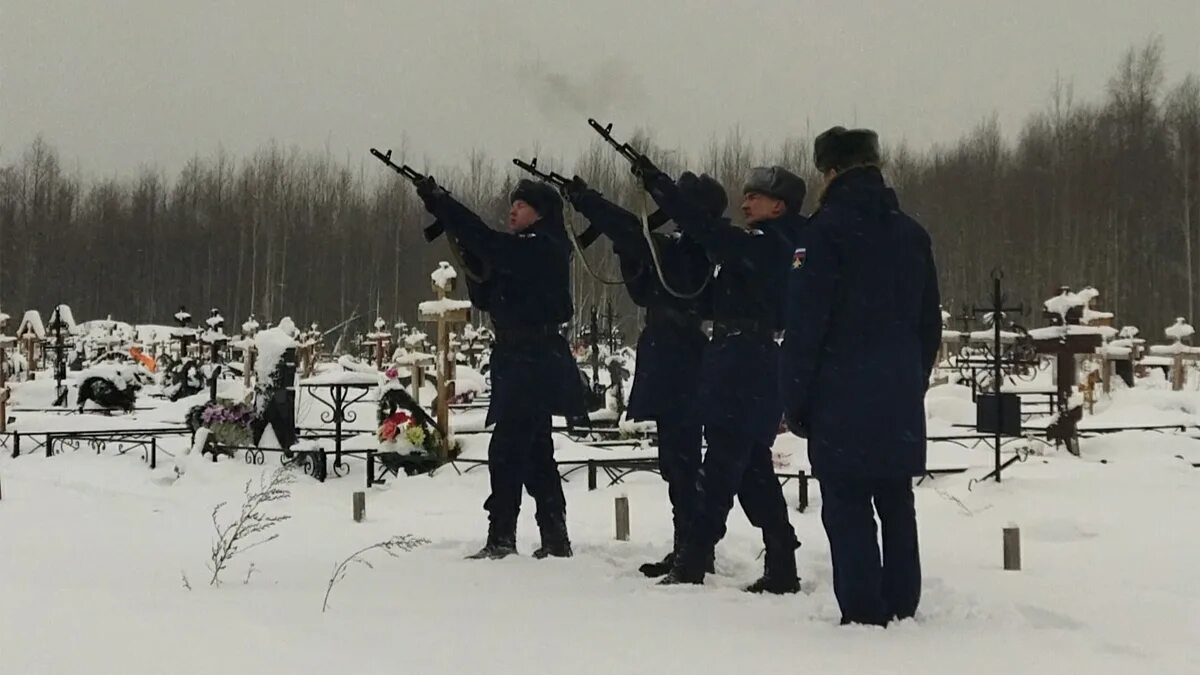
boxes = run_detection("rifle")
[586,120,711,301]
[370,147,490,282]
[369,147,445,243]
[585,120,670,233]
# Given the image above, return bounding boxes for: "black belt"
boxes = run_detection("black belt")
[494,324,561,343]
[711,320,776,341]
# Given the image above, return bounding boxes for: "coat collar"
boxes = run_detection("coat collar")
[820,166,898,211]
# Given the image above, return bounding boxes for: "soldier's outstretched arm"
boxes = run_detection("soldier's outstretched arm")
[781,221,841,429]
[568,188,649,261]
[424,192,506,260]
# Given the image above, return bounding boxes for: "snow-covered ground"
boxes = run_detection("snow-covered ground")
[2,375,1199,674]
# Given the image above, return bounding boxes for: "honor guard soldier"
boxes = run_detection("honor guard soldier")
[636,162,807,593]
[562,172,724,577]
[781,127,942,625]
[417,177,587,560]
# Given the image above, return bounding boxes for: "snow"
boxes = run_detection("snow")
[1043,292,1084,320]
[1164,318,1194,341]
[1027,325,1107,340]
[395,350,435,366]
[50,304,77,332]
[941,329,963,341]
[174,310,192,323]
[0,311,10,325]
[206,313,224,328]
[1075,286,1099,304]
[1148,342,1200,357]
[336,355,378,374]
[6,362,1200,674]
[254,319,299,383]
[418,298,472,316]
[242,317,261,334]
[17,310,46,339]
[79,363,143,390]
[300,370,381,386]
[431,261,458,291]
[404,331,428,347]
[967,330,1020,342]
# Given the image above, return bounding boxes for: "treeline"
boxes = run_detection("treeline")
[1,39,1197,341]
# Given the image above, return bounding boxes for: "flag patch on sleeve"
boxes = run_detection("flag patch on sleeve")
[792,247,807,269]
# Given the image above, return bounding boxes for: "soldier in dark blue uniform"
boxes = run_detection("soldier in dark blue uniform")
[781,127,942,625]
[562,173,723,577]
[417,177,587,560]
[635,161,806,593]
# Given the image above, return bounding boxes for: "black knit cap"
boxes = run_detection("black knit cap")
[678,171,729,218]
[813,126,881,173]
[742,166,806,213]
[510,178,564,221]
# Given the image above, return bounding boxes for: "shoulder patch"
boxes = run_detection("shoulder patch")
[792,247,807,269]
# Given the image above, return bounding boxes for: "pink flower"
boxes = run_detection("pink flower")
[378,420,398,442]
[387,411,410,426]
[385,367,399,379]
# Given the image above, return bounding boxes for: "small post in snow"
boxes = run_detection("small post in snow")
[615,495,630,541]
[353,491,366,523]
[1003,525,1021,571]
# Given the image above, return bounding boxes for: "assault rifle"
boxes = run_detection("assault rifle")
[369,147,445,243]
[585,119,670,231]
[370,147,490,282]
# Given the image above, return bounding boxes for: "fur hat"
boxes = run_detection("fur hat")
[813,127,881,173]
[678,171,729,218]
[742,166,806,213]
[510,179,564,221]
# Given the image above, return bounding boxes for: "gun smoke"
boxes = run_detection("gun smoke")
[518,59,647,123]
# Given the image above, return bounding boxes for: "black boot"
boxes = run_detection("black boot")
[466,526,518,560]
[643,527,715,578]
[639,551,675,577]
[657,540,712,586]
[532,517,572,559]
[744,536,801,594]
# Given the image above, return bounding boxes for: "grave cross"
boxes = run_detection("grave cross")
[1032,288,1104,456]
[971,272,1027,482]
[419,270,470,459]
[48,306,68,407]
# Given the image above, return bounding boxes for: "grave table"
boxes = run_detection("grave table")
[299,371,378,474]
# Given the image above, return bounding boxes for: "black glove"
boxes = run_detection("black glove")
[414,176,447,208]
[561,175,589,202]
[630,155,665,184]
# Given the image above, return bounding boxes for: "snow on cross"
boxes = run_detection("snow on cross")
[431,261,458,291]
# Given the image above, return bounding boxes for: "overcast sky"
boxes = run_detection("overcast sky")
[2,0,1198,177]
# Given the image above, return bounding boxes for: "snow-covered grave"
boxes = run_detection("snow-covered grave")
[2,375,1200,673]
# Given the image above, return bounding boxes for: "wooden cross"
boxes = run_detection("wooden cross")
[419,273,469,459]
[1033,291,1103,455]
